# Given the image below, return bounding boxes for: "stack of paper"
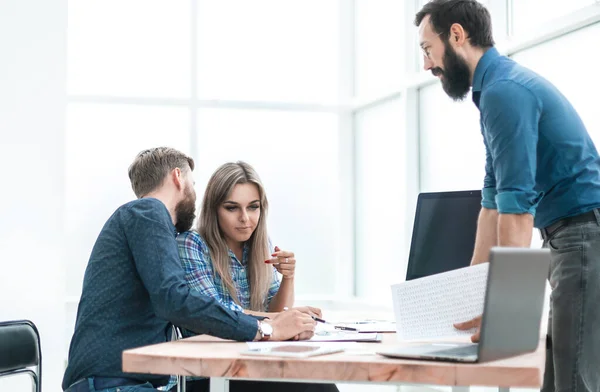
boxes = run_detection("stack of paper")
[391,263,489,341]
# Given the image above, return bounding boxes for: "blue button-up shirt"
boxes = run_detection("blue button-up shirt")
[472,47,600,228]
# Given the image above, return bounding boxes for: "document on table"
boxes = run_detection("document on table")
[247,341,358,349]
[310,330,382,342]
[242,342,345,358]
[332,321,396,333]
[391,263,489,341]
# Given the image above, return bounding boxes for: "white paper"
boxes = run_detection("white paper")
[310,330,380,342]
[391,263,489,341]
[246,341,357,349]
[333,321,396,333]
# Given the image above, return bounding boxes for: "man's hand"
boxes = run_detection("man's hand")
[454,315,482,343]
[267,309,316,341]
[292,330,316,341]
[291,306,322,319]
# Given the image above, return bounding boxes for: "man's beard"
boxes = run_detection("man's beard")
[431,40,471,101]
[174,186,196,233]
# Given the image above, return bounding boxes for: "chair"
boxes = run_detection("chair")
[0,320,42,392]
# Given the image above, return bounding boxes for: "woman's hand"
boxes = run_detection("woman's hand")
[265,246,296,279]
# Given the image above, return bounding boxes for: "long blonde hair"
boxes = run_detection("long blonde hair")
[198,161,272,311]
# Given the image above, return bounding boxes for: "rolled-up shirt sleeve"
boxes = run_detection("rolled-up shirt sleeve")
[481,80,541,216]
[481,128,498,210]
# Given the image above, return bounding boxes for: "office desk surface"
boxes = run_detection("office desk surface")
[122,334,545,388]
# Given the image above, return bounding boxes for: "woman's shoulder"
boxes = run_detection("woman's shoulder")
[178,229,200,242]
[177,231,209,251]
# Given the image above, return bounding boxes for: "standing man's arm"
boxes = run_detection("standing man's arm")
[473,81,540,265]
[470,113,536,265]
[457,81,540,341]
[498,213,533,247]
[484,81,540,249]
[471,209,533,267]
[471,131,499,265]
[471,207,498,265]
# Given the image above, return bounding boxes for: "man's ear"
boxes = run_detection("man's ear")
[449,23,467,47]
[171,167,184,190]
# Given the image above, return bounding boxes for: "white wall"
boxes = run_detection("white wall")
[0,1,67,391]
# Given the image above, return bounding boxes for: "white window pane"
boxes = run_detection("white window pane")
[355,0,405,97]
[0,375,32,392]
[419,84,485,192]
[511,0,595,36]
[66,104,190,296]
[196,109,339,296]
[197,0,339,103]
[355,98,408,301]
[68,0,191,97]
[511,23,600,148]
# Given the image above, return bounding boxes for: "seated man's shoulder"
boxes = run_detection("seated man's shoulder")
[121,198,168,217]
[108,199,171,234]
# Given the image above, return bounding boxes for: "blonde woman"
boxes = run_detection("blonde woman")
[177,162,337,392]
[178,161,304,317]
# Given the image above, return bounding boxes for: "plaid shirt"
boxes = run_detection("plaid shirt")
[177,231,280,312]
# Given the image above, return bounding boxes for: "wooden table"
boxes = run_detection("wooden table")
[122,334,545,392]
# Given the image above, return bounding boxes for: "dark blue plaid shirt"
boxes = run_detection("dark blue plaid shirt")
[177,231,280,312]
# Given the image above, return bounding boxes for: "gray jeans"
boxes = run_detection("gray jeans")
[542,213,600,392]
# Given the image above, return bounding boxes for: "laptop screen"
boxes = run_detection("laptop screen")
[405,190,482,281]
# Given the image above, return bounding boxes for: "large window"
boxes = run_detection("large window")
[355,98,409,302]
[66,0,344,302]
[354,0,405,97]
[66,0,600,311]
[418,85,485,192]
[511,0,597,36]
[68,0,191,98]
[197,0,339,103]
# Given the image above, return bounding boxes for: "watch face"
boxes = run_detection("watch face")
[261,321,273,336]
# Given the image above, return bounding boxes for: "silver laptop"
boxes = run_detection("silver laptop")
[378,247,550,363]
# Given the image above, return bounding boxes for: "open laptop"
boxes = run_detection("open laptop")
[406,190,481,281]
[378,247,550,363]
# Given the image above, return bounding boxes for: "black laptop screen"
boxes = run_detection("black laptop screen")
[405,190,482,281]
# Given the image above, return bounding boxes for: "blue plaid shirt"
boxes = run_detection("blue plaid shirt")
[177,231,281,312]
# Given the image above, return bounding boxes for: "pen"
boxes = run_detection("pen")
[333,325,359,332]
[311,316,358,331]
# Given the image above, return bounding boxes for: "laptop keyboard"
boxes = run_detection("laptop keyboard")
[432,344,478,357]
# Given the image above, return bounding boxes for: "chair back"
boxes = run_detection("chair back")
[0,320,42,392]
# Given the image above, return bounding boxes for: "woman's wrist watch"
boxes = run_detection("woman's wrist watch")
[258,320,273,341]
